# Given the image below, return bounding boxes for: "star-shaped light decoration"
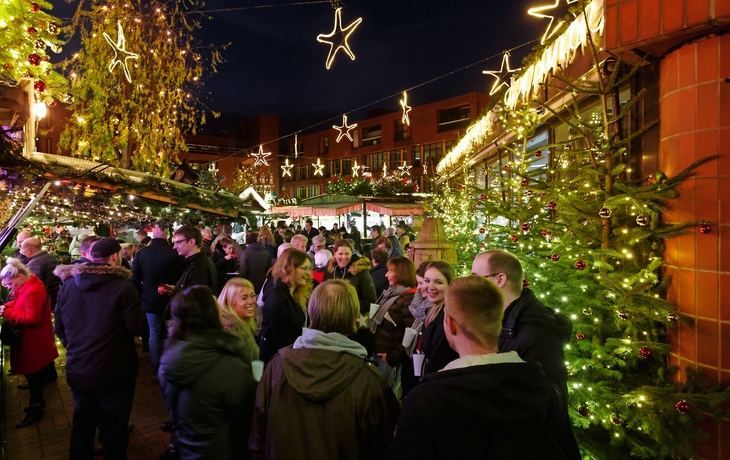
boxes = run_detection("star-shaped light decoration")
[382,162,389,178]
[103,21,139,83]
[333,114,357,143]
[528,0,578,45]
[482,51,521,96]
[252,145,272,167]
[397,160,412,177]
[294,133,300,158]
[352,160,360,177]
[316,7,363,69]
[400,91,412,125]
[312,158,325,176]
[281,158,293,177]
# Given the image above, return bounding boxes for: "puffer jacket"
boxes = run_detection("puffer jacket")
[323,255,377,315]
[160,330,257,460]
[371,287,416,367]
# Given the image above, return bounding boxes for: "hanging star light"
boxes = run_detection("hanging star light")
[252,145,272,167]
[528,0,578,44]
[333,114,357,143]
[400,91,412,125]
[382,162,389,178]
[294,133,300,158]
[316,7,363,69]
[482,51,521,96]
[103,21,139,83]
[281,158,294,177]
[312,158,325,176]
[352,160,360,177]
[397,160,412,177]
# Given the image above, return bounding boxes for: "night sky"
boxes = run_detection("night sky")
[51,0,552,138]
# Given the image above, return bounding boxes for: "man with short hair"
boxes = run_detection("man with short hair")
[168,226,217,299]
[74,235,102,265]
[300,219,319,249]
[291,234,313,266]
[369,226,381,240]
[55,238,143,459]
[200,228,214,257]
[135,229,151,246]
[387,276,580,460]
[308,235,326,257]
[13,230,32,263]
[21,237,62,310]
[471,250,571,405]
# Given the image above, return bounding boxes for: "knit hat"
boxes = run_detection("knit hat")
[90,237,122,259]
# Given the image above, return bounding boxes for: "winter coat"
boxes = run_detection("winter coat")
[2,275,58,374]
[249,330,400,460]
[160,330,257,460]
[369,263,389,299]
[171,252,218,300]
[324,255,377,315]
[54,263,143,390]
[371,287,416,366]
[130,238,182,314]
[258,279,306,364]
[421,306,459,375]
[500,288,572,405]
[386,235,404,257]
[25,250,62,309]
[387,359,581,460]
[220,311,259,364]
[238,242,272,294]
[215,256,239,293]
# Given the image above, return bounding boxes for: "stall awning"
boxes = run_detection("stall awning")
[366,202,423,216]
[267,200,423,217]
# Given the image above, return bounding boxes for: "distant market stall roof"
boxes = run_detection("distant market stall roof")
[266,194,424,218]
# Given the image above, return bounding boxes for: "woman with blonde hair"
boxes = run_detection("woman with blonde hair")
[257,225,277,260]
[217,277,259,363]
[258,249,313,364]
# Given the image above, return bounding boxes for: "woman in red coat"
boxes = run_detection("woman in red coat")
[0,258,59,428]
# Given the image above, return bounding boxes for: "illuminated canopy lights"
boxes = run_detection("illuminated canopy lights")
[252,145,272,167]
[528,0,578,45]
[312,158,325,176]
[400,91,412,125]
[333,114,357,143]
[316,7,363,70]
[281,158,293,177]
[103,21,139,83]
[482,51,520,96]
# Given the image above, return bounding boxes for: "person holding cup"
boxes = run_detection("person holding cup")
[420,261,457,376]
[369,256,417,394]
[400,261,433,397]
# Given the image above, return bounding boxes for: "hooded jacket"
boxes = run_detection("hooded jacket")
[249,329,400,460]
[387,361,581,460]
[54,263,143,390]
[324,254,377,315]
[159,330,257,460]
[500,288,572,405]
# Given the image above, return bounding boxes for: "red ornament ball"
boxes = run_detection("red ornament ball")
[510,234,519,242]
[34,80,46,92]
[521,223,531,232]
[699,224,711,234]
[503,165,511,170]
[539,192,546,199]
[541,229,552,237]
[675,400,690,415]
[28,54,41,65]
[49,246,57,252]
[547,201,557,210]
[535,150,543,158]
[480,242,486,248]
[456,185,463,190]
[28,26,37,34]
[31,3,41,12]
[480,194,487,200]
[522,279,530,289]
[577,406,590,417]
[479,228,486,234]
[638,347,652,359]
[575,333,585,340]
[551,253,560,261]
[575,260,587,270]
[520,179,529,187]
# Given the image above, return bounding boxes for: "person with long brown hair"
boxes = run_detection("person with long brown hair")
[323,239,376,315]
[257,225,277,261]
[419,260,457,376]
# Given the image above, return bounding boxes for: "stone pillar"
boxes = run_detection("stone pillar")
[408,217,456,265]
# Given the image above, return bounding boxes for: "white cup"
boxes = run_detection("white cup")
[252,360,264,382]
[402,327,417,347]
[369,303,380,318]
[413,353,426,377]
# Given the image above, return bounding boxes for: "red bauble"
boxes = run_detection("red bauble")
[675,400,690,414]
[547,201,557,210]
[577,406,590,417]
[503,165,511,170]
[638,347,652,359]
[522,279,530,289]
[699,224,711,234]
[28,26,37,34]
[521,223,531,232]
[575,333,585,340]
[510,235,519,242]
[539,192,546,199]
[31,3,41,12]
[520,179,529,187]
[34,80,46,92]
[541,229,552,237]
[535,150,543,158]
[575,260,587,270]
[479,228,486,234]
[480,194,487,200]
[480,242,486,248]
[49,246,57,252]
[28,54,41,65]
[456,185,463,190]
[551,253,560,261]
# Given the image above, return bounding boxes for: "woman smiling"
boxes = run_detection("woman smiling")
[217,277,259,363]
[323,239,376,315]
[419,260,457,376]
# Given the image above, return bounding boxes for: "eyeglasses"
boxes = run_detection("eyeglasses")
[297,266,312,272]
[172,238,191,245]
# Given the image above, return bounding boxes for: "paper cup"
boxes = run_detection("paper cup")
[252,360,264,382]
[369,303,380,318]
[412,353,426,377]
[402,327,417,347]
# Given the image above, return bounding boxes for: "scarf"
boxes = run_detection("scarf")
[370,285,410,333]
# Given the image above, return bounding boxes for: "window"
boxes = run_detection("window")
[362,155,371,170]
[295,186,307,199]
[371,151,387,172]
[413,146,421,167]
[342,158,352,175]
[329,159,341,176]
[308,185,320,197]
[394,120,410,141]
[297,165,307,181]
[321,137,329,155]
[438,105,470,132]
[389,149,402,167]
[423,143,442,170]
[362,125,381,147]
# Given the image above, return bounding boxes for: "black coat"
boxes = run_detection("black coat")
[238,242,272,294]
[372,289,415,366]
[25,250,62,309]
[215,256,239,294]
[258,279,306,364]
[131,238,182,314]
[323,255,376,315]
[171,252,218,300]
[387,361,581,460]
[500,289,572,405]
[421,307,459,375]
[370,264,389,299]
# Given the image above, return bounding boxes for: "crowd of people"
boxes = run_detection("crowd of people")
[0,218,581,459]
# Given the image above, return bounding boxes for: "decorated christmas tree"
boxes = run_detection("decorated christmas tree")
[59,0,226,176]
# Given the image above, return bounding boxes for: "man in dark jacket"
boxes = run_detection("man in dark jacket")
[169,226,217,300]
[369,248,389,299]
[131,224,181,377]
[472,250,572,406]
[388,276,580,460]
[21,237,62,309]
[54,237,143,459]
[239,231,271,293]
[300,219,320,250]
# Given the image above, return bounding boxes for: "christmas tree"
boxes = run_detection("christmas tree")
[59,0,226,176]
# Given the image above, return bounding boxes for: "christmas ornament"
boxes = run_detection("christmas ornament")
[529,0,578,44]
[636,215,651,226]
[280,158,293,177]
[400,91,412,125]
[675,400,690,414]
[483,50,520,95]
[638,347,652,359]
[667,311,678,323]
[535,150,543,158]
[312,158,325,176]
[34,80,46,92]
[521,223,531,232]
[480,242,486,248]
[582,308,593,316]
[547,201,557,210]
[522,279,530,289]
[457,185,463,190]
[48,23,59,35]
[503,164,511,170]
[520,178,529,187]
[575,333,585,340]
[479,228,486,234]
[541,229,552,237]
[333,114,357,143]
[599,207,612,218]
[575,260,587,270]
[28,27,37,34]
[480,194,487,200]
[31,2,41,12]
[539,192,546,199]
[252,145,271,167]
[551,253,560,261]
[618,310,630,320]
[610,413,624,426]
[316,7,362,69]
[510,234,519,242]
[28,54,41,66]
[577,406,590,417]
[103,21,139,83]
[699,224,711,234]
[35,39,45,49]
[525,189,534,196]
[46,100,57,107]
